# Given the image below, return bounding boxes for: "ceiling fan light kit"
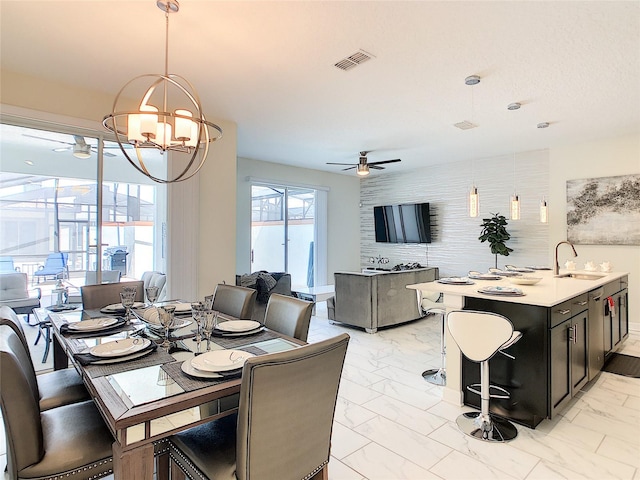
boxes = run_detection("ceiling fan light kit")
[102,0,222,184]
[327,150,401,176]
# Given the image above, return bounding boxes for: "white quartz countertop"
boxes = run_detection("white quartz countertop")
[407,270,628,307]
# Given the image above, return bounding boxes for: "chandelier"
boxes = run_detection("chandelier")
[103,0,222,184]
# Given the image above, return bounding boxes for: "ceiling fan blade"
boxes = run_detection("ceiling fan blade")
[341,166,357,171]
[326,162,357,166]
[22,134,74,146]
[369,165,385,170]
[368,159,401,166]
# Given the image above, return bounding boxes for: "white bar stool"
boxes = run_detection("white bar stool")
[447,310,519,442]
[421,300,447,386]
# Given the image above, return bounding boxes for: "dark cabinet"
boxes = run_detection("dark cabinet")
[604,276,629,357]
[550,299,588,417]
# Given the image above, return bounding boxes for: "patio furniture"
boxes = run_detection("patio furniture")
[33,252,69,283]
[0,272,41,323]
[0,256,19,273]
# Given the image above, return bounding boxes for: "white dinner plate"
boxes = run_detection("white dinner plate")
[181,361,223,379]
[87,348,155,365]
[509,276,543,286]
[67,317,119,332]
[468,274,503,281]
[173,303,192,313]
[142,308,193,329]
[89,338,151,358]
[191,350,255,372]
[213,327,265,337]
[216,320,262,333]
[101,302,144,313]
[437,277,474,285]
[478,286,525,296]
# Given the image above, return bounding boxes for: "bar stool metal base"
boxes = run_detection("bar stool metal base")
[422,368,446,386]
[456,412,518,442]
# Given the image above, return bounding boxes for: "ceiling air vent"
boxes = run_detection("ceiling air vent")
[334,50,374,71]
[453,121,477,130]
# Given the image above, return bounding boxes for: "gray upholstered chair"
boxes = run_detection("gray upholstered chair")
[0,272,41,323]
[212,284,257,320]
[142,270,168,302]
[0,330,114,479]
[263,293,313,341]
[66,270,122,304]
[447,310,519,442]
[0,306,89,411]
[80,280,144,310]
[169,333,350,480]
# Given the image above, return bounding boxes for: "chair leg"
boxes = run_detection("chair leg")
[455,360,518,442]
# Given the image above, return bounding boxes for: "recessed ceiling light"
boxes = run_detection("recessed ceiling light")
[25,160,34,166]
[537,122,550,129]
[507,102,521,110]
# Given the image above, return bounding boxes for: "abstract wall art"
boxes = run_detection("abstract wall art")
[567,174,640,245]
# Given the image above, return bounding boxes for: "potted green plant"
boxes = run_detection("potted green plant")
[479,213,513,268]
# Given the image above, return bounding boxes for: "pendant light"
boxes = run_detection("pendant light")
[540,197,549,223]
[103,0,223,184]
[466,75,480,217]
[508,102,521,220]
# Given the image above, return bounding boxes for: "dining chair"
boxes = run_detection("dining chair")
[0,330,114,479]
[263,293,313,341]
[168,333,350,480]
[80,280,144,310]
[211,284,257,320]
[0,306,90,411]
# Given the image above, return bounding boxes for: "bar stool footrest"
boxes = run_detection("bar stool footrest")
[467,383,511,400]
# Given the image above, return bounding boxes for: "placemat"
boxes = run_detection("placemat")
[83,348,176,378]
[210,329,280,349]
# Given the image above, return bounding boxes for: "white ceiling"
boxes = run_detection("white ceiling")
[1,1,639,175]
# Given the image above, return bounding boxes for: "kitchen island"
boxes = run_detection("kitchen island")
[408,270,629,428]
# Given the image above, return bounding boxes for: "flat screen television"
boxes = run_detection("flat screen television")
[374,202,431,244]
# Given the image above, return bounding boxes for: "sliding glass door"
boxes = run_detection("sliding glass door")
[250,184,316,287]
[0,122,164,298]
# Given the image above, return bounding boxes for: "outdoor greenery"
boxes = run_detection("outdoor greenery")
[479,213,513,268]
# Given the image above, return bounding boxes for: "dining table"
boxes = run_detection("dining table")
[34,303,305,480]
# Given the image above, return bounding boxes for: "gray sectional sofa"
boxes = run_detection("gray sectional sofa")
[327,267,439,333]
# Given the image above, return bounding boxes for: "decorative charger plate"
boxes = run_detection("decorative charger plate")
[191,350,255,372]
[509,276,543,286]
[88,348,155,365]
[215,320,262,333]
[437,277,475,285]
[468,273,502,280]
[89,338,151,358]
[100,302,144,313]
[66,317,119,332]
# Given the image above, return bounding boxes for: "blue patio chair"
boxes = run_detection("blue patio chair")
[33,253,69,283]
[0,257,18,274]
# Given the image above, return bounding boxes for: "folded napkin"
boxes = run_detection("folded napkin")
[60,317,127,336]
[73,342,157,366]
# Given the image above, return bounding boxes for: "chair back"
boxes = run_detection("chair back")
[236,333,349,480]
[142,271,167,302]
[85,270,122,285]
[0,305,30,355]
[0,272,29,301]
[447,310,514,362]
[263,293,313,341]
[212,284,256,320]
[81,280,144,310]
[0,331,45,478]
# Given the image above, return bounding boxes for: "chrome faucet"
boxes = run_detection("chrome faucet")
[554,240,577,276]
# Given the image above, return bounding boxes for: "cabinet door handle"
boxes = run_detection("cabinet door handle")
[575,300,587,306]
[557,309,571,315]
[568,325,574,342]
[573,325,578,344]
[591,294,602,301]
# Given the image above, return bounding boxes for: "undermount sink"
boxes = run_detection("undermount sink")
[556,273,606,280]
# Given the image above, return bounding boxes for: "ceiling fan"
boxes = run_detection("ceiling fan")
[327,151,401,176]
[23,134,117,158]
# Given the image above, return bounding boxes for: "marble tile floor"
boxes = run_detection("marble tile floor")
[2,305,639,480]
